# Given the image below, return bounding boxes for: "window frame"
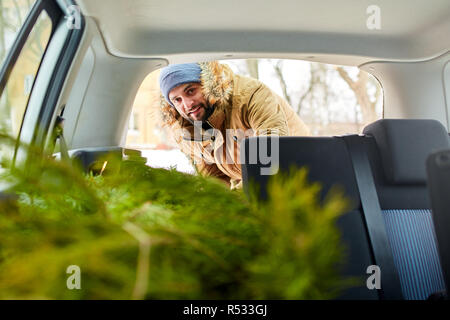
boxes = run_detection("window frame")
[0,0,85,166]
[0,0,60,95]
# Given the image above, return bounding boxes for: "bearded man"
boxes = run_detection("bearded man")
[159,61,310,189]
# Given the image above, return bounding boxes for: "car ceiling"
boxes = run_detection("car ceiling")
[77,0,450,65]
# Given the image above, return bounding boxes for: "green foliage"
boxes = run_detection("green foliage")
[0,139,351,299]
[246,169,350,299]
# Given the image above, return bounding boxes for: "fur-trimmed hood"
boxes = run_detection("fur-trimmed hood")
[159,61,234,128]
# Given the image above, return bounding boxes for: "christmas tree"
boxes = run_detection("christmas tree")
[0,134,351,299]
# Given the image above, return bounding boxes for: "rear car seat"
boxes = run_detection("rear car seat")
[242,135,384,299]
[241,119,449,300]
[363,119,449,299]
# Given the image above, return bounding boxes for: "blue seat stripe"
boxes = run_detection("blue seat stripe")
[406,210,429,298]
[382,209,445,300]
[422,211,445,293]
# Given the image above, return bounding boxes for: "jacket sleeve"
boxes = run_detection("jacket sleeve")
[245,83,290,136]
[175,133,231,187]
[195,159,231,187]
[178,139,230,186]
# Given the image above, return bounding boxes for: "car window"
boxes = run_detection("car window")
[222,59,383,136]
[0,6,52,167]
[126,59,383,173]
[0,0,36,66]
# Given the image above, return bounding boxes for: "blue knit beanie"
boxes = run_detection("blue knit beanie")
[159,63,202,106]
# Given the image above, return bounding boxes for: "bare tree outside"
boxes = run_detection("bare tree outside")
[224,59,383,135]
[336,66,381,127]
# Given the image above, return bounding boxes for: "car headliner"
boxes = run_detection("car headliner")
[52,0,449,150]
[76,0,450,65]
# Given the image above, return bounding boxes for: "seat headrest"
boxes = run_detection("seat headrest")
[363,119,450,184]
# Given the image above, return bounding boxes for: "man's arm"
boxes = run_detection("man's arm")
[177,139,231,186]
[245,83,290,136]
[195,159,231,187]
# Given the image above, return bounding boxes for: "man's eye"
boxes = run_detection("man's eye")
[187,88,195,94]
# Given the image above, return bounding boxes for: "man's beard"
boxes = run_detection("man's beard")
[201,102,215,121]
[187,102,214,124]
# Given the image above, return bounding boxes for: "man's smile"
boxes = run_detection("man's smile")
[188,105,203,116]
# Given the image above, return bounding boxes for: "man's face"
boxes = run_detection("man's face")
[168,83,210,122]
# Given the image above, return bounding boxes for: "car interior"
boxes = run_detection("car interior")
[1,0,450,300]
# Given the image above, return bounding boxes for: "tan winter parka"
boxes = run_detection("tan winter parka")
[160,61,310,189]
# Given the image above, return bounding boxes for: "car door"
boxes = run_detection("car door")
[0,0,84,196]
